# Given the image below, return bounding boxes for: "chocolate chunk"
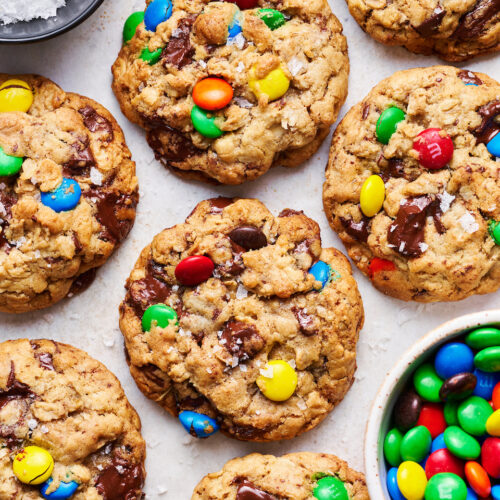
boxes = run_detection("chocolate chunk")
[340,216,370,243]
[218,241,245,276]
[292,307,317,336]
[378,158,407,181]
[208,197,234,214]
[473,100,500,145]
[414,7,445,36]
[458,70,483,85]
[235,480,276,500]
[126,267,171,317]
[229,226,267,251]
[453,0,500,39]
[362,102,370,120]
[34,352,55,371]
[178,395,207,411]
[69,268,98,296]
[220,321,264,360]
[162,15,196,68]
[278,208,304,217]
[141,364,168,388]
[0,362,36,410]
[63,140,95,177]
[146,126,202,164]
[0,190,16,252]
[439,372,477,400]
[394,388,422,431]
[84,188,138,243]
[95,458,144,500]
[78,106,114,141]
[388,196,444,258]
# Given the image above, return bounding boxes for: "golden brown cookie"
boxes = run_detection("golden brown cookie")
[0,339,146,499]
[191,452,369,499]
[346,0,500,61]
[119,198,364,441]
[0,74,138,313]
[111,0,349,184]
[323,66,500,303]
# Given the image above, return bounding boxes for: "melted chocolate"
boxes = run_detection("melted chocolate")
[229,226,267,251]
[0,362,36,410]
[473,100,500,145]
[379,158,407,181]
[34,352,55,371]
[84,188,138,243]
[339,216,370,242]
[208,197,234,214]
[414,7,445,36]
[292,307,317,336]
[235,480,276,500]
[453,0,500,39]
[0,190,16,251]
[78,106,114,141]
[162,16,196,68]
[220,321,264,360]
[69,268,98,296]
[458,70,483,85]
[178,395,207,411]
[362,103,370,120]
[63,140,95,177]
[95,458,144,500]
[278,208,304,217]
[146,126,202,165]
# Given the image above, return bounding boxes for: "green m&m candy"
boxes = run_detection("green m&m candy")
[400,426,432,463]
[191,105,223,138]
[457,396,493,436]
[444,400,459,426]
[0,145,23,176]
[443,426,480,460]
[258,9,286,30]
[488,220,500,245]
[384,428,403,467]
[313,476,348,500]
[465,326,500,349]
[474,346,500,372]
[124,11,145,43]
[424,473,467,500]
[376,106,406,144]
[140,46,162,65]
[413,363,443,403]
[142,304,178,331]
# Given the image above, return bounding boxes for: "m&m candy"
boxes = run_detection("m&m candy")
[435,343,474,379]
[144,0,172,31]
[178,411,219,438]
[256,360,297,401]
[175,255,214,286]
[0,79,34,113]
[486,132,500,157]
[13,446,54,485]
[40,178,81,213]
[40,478,79,499]
[360,174,385,217]
[142,303,178,331]
[425,448,464,479]
[464,462,491,497]
[308,261,331,289]
[0,145,23,176]
[191,106,224,138]
[397,461,427,500]
[123,11,145,43]
[413,128,453,170]
[140,47,162,65]
[489,221,500,245]
[192,78,233,111]
[226,0,258,9]
[376,106,406,144]
[258,9,285,30]
[387,467,406,500]
[312,476,348,500]
[248,64,290,102]
[486,409,500,436]
[368,258,396,278]
[425,473,467,500]
[228,10,242,38]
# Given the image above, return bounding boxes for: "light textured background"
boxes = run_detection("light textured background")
[0,1,499,497]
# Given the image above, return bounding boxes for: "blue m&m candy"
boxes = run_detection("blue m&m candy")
[473,368,500,400]
[434,342,474,379]
[431,433,447,453]
[309,261,331,289]
[387,467,405,500]
[486,133,500,157]
[491,485,500,500]
[179,411,219,438]
[40,478,79,499]
[144,0,173,32]
[466,487,479,500]
[228,11,242,38]
[41,178,81,213]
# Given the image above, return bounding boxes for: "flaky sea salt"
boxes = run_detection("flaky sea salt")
[260,365,274,378]
[459,211,479,233]
[236,284,248,299]
[418,242,429,253]
[27,419,38,430]
[90,167,103,186]
[287,56,304,77]
[227,33,245,49]
[438,191,455,213]
[0,0,66,24]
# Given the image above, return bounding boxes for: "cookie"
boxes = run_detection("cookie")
[323,66,500,303]
[346,0,500,61]
[0,74,138,313]
[0,339,146,499]
[191,452,369,499]
[119,198,364,441]
[111,0,348,185]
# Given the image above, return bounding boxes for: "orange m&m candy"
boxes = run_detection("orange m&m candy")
[192,78,233,111]
[493,382,500,410]
[465,461,491,498]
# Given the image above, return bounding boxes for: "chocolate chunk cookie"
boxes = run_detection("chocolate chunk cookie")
[0,74,138,313]
[119,198,364,441]
[346,0,500,61]
[111,0,348,184]
[323,66,500,303]
[0,339,146,499]
[191,452,369,499]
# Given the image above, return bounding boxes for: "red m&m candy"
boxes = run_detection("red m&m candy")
[417,403,447,439]
[413,128,454,169]
[193,78,233,111]
[481,437,500,478]
[368,258,395,278]
[226,0,258,9]
[175,256,214,286]
[425,448,465,479]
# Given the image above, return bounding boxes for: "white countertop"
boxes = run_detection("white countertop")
[0,0,499,497]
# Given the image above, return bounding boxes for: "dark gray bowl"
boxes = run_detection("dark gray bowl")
[0,0,104,43]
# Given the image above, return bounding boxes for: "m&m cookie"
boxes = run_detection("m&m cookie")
[112,0,349,184]
[0,74,138,313]
[324,66,500,302]
[119,198,364,441]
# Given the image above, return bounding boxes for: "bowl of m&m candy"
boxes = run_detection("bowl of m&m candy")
[365,310,500,500]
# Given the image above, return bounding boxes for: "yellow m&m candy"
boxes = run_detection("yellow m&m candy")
[396,461,427,500]
[486,409,500,437]
[256,360,297,401]
[13,446,54,485]
[249,65,290,102]
[360,174,385,217]
[0,79,34,113]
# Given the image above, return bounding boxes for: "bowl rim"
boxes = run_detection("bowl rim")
[364,309,500,500]
[0,0,105,43]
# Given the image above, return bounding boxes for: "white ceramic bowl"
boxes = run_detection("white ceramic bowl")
[364,309,500,500]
